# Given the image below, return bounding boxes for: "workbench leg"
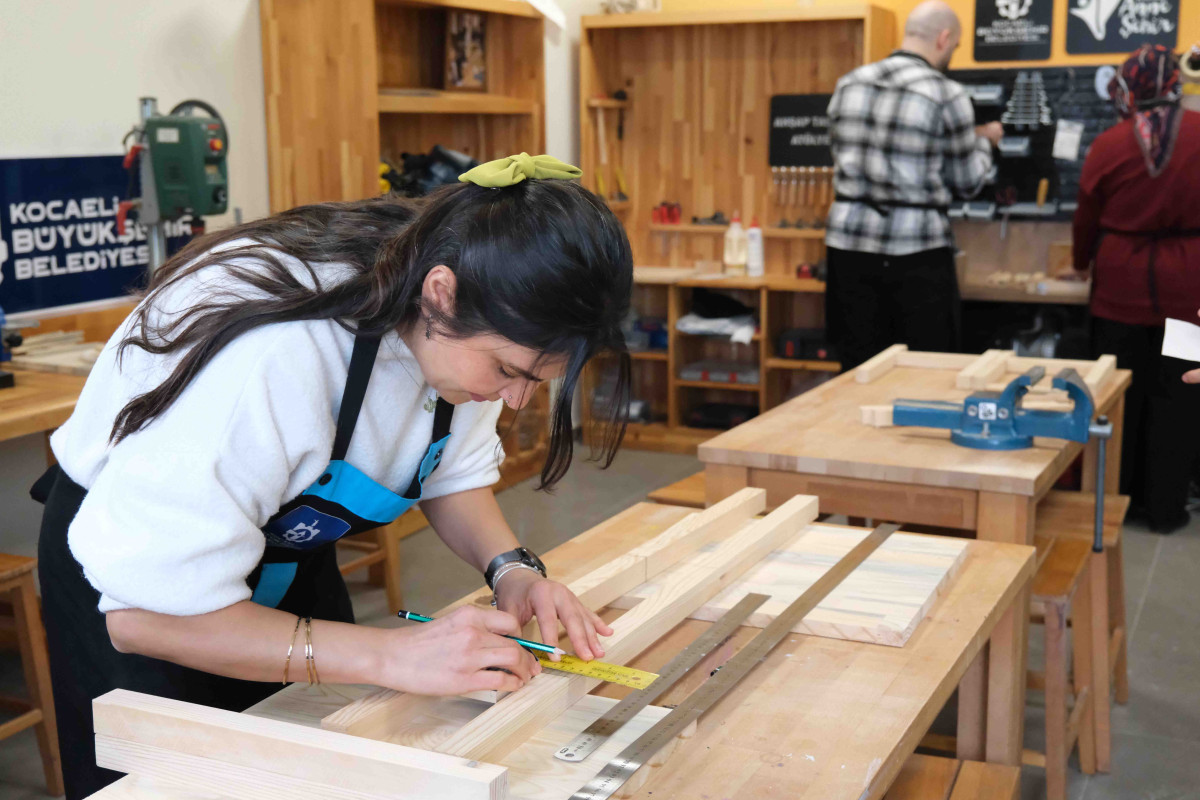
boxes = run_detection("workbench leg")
[11,574,63,796]
[1087,550,1112,772]
[986,583,1030,766]
[1110,539,1130,705]
[957,646,988,761]
[704,464,748,507]
[1073,564,1098,777]
[1044,601,1070,800]
[977,492,1036,545]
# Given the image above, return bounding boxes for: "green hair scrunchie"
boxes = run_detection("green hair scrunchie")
[459,152,582,188]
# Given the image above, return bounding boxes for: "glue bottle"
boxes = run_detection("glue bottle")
[746,217,764,278]
[724,212,748,276]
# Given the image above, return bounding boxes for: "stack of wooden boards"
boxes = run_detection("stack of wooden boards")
[9,331,104,376]
[90,488,969,800]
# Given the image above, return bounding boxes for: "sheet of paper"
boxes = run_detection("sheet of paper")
[1162,318,1200,362]
[1053,120,1085,161]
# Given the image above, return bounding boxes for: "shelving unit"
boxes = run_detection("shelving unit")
[260,0,549,484]
[579,6,892,453]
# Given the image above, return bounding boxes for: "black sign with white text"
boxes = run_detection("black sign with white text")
[974,0,1053,61]
[769,95,834,167]
[1066,0,1177,54]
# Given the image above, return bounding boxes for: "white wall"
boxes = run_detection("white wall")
[0,0,270,229]
[0,0,598,560]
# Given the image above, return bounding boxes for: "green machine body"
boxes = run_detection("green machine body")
[143,113,228,221]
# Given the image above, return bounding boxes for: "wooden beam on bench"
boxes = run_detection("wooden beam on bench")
[324,488,767,739]
[957,350,1011,390]
[93,689,507,800]
[855,344,907,383]
[433,494,820,763]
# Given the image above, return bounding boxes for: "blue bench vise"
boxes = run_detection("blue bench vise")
[893,366,1093,450]
[893,364,1114,553]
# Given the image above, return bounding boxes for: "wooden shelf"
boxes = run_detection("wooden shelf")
[765,227,826,240]
[379,0,541,19]
[633,266,698,285]
[678,330,762,341]
[378,89,536,115]
[630,350,668,361]
[676,379,761,391]
[587,97,630,109]
[765,358,841,372]
[649,223,825,241]
[678,275,825,293]
[583,4,878,29]
[606,200,632,213]
[649,223,725,235]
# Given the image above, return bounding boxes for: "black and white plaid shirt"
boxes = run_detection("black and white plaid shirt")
[825,51,994,256]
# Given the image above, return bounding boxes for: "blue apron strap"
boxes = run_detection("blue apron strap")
[402,398,455,497]
[251,562,299,608]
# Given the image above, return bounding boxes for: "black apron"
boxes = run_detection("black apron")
[32,333,454,799]
[835,193,952,217]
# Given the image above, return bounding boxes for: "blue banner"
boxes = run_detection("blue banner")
[0,155,193,315]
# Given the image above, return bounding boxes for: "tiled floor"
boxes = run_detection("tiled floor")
[2,448,1198,799]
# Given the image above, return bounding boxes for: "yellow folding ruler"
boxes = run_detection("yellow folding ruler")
[537,654,658,690]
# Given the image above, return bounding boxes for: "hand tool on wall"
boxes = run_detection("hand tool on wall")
[788,166,799,208]
[611,91,630,203]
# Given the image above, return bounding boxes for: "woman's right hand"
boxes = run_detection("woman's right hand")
[378,605,542,695]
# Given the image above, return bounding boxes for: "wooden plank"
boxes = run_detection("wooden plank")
[646,472,707,508]
[379,0,541,19]
[860,404,893,428]
[612,525,968,646]
[956,350,1011,390]
[883,754,960,800]
[894,351,977,370]
[433,495,819,763]
[327,490,765,739]
[92,690,507,799]
[1084,354,1117,395]
[377,90,536,115]
[855,344,907,384]
[947,760,1020,800]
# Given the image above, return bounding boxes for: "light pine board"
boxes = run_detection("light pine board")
[372,693,691,800]
[610,525,968,647]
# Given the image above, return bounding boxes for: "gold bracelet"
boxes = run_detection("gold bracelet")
[282,615,303,685]
[304,616,320,686]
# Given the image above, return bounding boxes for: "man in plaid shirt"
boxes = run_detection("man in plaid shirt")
[824,0,1002,370]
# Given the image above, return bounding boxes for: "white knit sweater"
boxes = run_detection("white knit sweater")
[51,246,504,615]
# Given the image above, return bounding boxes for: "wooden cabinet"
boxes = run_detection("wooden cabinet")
[260,0,549,485]
[260,0,545,211]
[579,5,894,453]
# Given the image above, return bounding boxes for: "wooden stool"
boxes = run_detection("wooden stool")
[0,554,63,795]
[1029,533,1098,800]
[1036,490,1130,772]
[336,508,431,613]
[647,472,707,508]
[885,753,1020,799]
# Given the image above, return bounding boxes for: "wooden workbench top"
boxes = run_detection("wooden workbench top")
[698,362,1131,496]
[89,501,1035,800]
[0,368,85,443]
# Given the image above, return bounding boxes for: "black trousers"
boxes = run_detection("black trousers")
[1093,318,1200,530]
[824,246,961,372]
[36,467,355,800]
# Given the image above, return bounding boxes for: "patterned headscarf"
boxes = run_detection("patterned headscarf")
[1108,44,1183,178]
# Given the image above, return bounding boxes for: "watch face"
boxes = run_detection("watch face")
[518,547,547,575]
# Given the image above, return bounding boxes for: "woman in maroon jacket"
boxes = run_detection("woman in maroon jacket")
[1074,44,1200,533]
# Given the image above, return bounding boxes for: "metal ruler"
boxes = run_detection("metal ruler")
[569,523,899,800]
[538,654,660,691]
[555,592,770,763]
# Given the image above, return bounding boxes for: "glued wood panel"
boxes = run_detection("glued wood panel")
[581,19,864,278]
[379,113,539,166]
[612,524,968,646]
[261,0,380,210]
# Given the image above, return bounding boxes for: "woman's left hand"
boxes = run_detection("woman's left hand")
[493,569,613,661]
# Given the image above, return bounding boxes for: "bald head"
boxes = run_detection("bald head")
[901,1,962,69]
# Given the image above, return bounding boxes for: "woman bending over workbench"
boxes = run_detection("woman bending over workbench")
[32,154,630,799]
